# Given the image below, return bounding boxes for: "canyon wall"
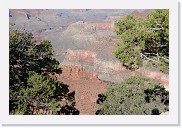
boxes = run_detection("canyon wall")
[10,9,168,88]
[61,49,169,89]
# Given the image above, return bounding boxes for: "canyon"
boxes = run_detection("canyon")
[55,66,108,114]
[9,9,169,114]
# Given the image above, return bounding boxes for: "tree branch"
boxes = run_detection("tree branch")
[140,53,158,63]
[140,53,169,64]
[143,53,169,62]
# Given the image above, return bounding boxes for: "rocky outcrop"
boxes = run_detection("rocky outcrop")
[62,49,169,88]
[55,66,108,114]
[63,49,96,66]
[62,49,124,73]
[56,66,99,80]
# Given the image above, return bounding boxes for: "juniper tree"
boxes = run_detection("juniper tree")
[9,30,77,115]
[96,76,169,115]
[113,10,169,72]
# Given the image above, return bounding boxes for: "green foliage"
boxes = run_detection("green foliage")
[9,22,15,26]
[9,30,35,95]
[156,59,169,73]
[145,10,169,56]
[96,76,169,115]
[113,10,169,72]
[15,72,70,115]
[9,30,77,115]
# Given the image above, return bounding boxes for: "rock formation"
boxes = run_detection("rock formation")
[62,49,169,87]
[10,9,168,115]
[55,66,108,114]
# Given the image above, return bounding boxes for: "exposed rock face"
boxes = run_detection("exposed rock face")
[62,49,124,73]
[10,9,168,87]
[62,49,169,89]
[55,66,108,114]
[56,66,99,82]
[64,49,96,65]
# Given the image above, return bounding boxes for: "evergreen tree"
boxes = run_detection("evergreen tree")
[9,30,78,115]
[113,10,169,72]
[96,76,169,115]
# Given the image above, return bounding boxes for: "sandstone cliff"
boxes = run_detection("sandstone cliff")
[61,49,169,89]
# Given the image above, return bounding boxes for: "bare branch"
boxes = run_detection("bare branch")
[143,53,169,62]
[140,53,158,63]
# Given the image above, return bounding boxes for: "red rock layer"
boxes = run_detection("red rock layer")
[55,66,108,115]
